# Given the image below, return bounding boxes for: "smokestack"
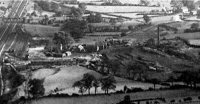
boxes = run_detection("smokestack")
[157,26,160,46]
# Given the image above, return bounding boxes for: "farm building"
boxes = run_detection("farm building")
[170,15,182,22]
[182,7,190,14]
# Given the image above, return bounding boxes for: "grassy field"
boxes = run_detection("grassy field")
[30,66,164,96]
[24,24,60,37]
[28,89,200,104]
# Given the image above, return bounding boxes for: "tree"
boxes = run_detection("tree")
[35,1,51,11]
[180,71,200,88]
[73,73,96,95]
[100,75,116,94]
[143,14,151,24]
[108,59,121,75]
[190,23,199,30]
[167,75,176,86]
[52,31,74,51]
[70,7,83,19]
[87,13,96,23]
[95,13,103,23]
[0,6,7,12]
[93,79,100,95]
[82,73,95,95]
[87,13,103,23]
[73,80,86,95]
[128,25,133,31]
[42,15,49,25]
[182,0,195,11]
[50,2,59,12]
[78,3,87,13]
[170,0,183,13]
[61,19,87,40]
[31,11,37,16]
[28,79,45,98]
[149,78,160,90]
[10,74,25,88]
[140,0,150,6]
[110,18,117,25]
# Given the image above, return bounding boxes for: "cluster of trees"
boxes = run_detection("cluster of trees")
[1,65,26,97]
[73,73,116,95]
[61,19,87,40]
[180,70,200,88]
[184,23,200,33]
[53,31,74,43]
[70,3,87,19]
[98,51,200,90]
[45,31,75,53]
[0,6,7,12]
[87,13,103,23]
[143,14,151,24]
[140,0,150,6]
[28,79,45,98]
[34,1,60,13]
[170,0,196,13]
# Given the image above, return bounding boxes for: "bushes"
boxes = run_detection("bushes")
[169,84,188,89]
[184,28,200,33]
[183,97,192,102]
[184,23,200,33]
[133,24,151,31]
[126,87,144,93]
[191,23,199,29]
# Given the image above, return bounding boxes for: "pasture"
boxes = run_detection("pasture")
[24,24,60,37]
[30,66,164,96]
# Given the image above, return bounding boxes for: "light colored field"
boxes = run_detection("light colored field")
[65,4,163,13]
[31,66,164,95]
[189,40,200,45]
[24,24,60,37]
[29,89,200,104]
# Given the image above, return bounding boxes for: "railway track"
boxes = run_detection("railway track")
[0,0,28,57]
[0,0,28,96]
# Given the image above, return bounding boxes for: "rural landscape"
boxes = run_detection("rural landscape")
[0,0,200,104]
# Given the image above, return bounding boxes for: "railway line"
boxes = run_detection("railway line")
[0,0,28,96]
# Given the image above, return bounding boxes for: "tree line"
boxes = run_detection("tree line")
[73,73,116,95]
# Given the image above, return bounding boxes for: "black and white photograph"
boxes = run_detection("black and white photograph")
[0,0,200,104]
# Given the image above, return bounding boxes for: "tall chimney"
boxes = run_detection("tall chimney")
[157,26,160,46]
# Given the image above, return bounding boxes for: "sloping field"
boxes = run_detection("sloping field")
[101,47,199,73]
[31,66,163,95]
